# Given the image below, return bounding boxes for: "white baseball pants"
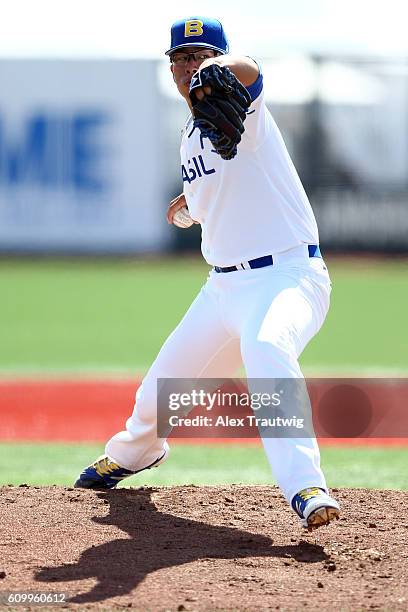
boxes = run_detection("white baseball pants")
[105,244,332,503]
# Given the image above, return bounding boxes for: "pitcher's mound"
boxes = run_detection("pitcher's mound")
[1,485,407,610]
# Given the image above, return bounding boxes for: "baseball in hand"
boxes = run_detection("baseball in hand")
[173,207,194,229]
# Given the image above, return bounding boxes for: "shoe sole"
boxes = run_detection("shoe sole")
[305,506,340,531]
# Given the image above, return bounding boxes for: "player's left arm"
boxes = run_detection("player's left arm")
[193,55,259,100]
[190,55,265,159]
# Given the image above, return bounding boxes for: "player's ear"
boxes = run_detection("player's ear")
[170,63,176,82]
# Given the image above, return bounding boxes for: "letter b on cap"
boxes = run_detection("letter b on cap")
[185,20,204,37]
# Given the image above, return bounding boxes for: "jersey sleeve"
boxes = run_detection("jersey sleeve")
[241,61,272,151]
[246,66,263,102]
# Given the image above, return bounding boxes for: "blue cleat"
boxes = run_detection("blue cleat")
[74,446,168,489]
[292,487,340,531]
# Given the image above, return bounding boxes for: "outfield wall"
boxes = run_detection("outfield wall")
[1,57,407,254]
[0,60,169,254]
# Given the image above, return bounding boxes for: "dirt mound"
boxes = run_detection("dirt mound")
[1,485,407,611]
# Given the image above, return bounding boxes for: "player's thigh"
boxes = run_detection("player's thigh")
[140,283,241,402]
[239,265,330,377]
[133,285,241,423]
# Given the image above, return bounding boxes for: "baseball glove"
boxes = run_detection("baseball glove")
[189,64,252,160]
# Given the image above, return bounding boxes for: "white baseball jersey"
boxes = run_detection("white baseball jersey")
[181,70,319,267]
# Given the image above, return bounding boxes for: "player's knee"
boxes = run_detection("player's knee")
[241,336,298,374]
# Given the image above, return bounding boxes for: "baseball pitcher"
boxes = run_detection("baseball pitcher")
[75,17,340,531]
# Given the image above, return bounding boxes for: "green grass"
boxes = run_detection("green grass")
[2,258,406,492]
[302,258,408,372]
[1,258,207,373]
[2,443,408,490]
[1,256,407,374]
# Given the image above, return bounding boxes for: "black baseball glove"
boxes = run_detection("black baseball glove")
[189,64,252,160]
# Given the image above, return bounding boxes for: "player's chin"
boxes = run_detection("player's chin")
[180,85,190,98]
[177,80,191,96]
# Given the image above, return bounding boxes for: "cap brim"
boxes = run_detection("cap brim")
[165,43,227,56]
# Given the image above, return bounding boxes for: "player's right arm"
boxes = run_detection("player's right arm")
[167,193,199,225]
[167,193,187,224]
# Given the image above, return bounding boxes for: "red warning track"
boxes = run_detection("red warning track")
[0,379,136,443]
[1,378,407,445]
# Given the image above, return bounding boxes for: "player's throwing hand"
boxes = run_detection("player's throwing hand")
[167,193,198,225]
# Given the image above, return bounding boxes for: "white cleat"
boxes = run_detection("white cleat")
[291,487,340,531]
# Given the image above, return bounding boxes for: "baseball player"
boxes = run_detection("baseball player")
[75,17,340,531]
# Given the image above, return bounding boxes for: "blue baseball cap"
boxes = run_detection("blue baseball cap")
[165,17,229,56]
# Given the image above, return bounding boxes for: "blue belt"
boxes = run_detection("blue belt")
[214,244,321,273]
